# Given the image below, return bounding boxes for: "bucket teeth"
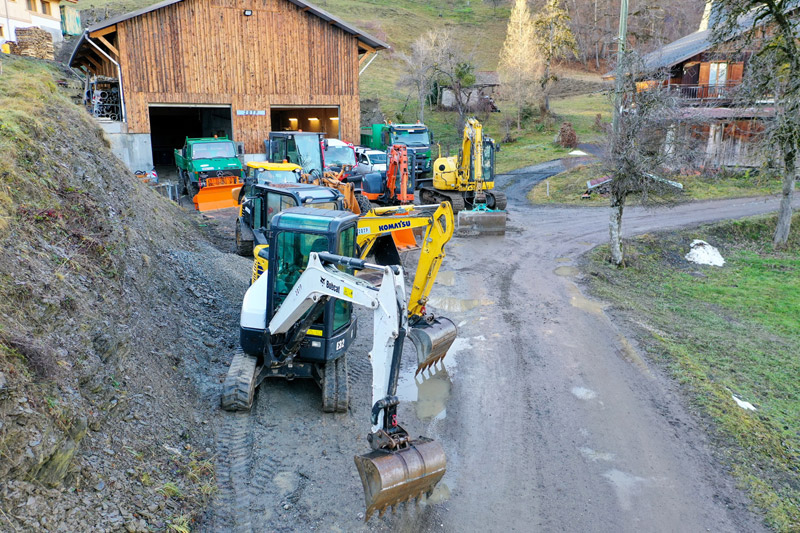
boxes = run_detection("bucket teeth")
[409,317,457,376]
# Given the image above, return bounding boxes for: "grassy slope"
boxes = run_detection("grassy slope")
[530,164,783,204]
[0,56,214,529]
[585,216,800,531]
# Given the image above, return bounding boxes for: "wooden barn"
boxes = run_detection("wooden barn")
[68,0,388,170]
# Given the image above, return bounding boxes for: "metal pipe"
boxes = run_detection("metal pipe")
[359,51,379,76]
[85,33,126,123]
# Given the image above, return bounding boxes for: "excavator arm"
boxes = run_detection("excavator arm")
[266,252,405,430]
[266,252,447,518]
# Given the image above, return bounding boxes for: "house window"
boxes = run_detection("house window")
[26,0,35,10]
[41,1,51,14]
[0,25,4,38]
[709,62,728,87]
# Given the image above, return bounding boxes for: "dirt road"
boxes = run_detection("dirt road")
[202,170,797,532]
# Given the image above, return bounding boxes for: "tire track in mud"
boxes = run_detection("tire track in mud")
[214,409,255,533]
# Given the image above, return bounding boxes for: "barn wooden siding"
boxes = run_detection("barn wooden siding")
[114,0,360,151]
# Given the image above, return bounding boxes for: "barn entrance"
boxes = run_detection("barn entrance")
[148,105,233,172]
[270,106,340,138]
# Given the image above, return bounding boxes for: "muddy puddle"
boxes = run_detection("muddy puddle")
[397,337,470,420]
[567,283,605,315]
[428,296,493,312]
[435,271,456,286]
[554,266,580,277]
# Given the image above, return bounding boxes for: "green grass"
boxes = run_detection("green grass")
[530,163,783,204]
[585,214,800,531]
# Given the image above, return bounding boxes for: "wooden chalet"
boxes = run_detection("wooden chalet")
[603,2,776,168]
[68,0,388,169]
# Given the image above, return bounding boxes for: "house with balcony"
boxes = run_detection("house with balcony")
[604,2,782,168]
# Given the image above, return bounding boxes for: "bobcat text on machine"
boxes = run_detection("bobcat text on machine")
[220,208,455,517]
[418,118,507,234]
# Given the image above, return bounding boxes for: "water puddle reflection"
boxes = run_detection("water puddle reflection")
[398,338,469,420]
[428,296,493,312]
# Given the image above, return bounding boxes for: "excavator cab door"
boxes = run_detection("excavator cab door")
[266,209,359,363]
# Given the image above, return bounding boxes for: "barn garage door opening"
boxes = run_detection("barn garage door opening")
[271,106,339,138]
[149,106,233,166]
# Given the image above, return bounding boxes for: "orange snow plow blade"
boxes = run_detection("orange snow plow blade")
[192,177,241,211]
[355,438,446,520]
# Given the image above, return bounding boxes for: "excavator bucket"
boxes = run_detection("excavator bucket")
[409,317,457,375]
[193,178,242,211]
[457,208,507,235]
[354,438,447,520]
[391,228,418,251]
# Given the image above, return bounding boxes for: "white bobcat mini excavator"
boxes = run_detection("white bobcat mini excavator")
[221,207,454,518]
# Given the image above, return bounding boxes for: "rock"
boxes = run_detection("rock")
[0,372,6,389]
[94,480,105,491]
[33,417,88,487]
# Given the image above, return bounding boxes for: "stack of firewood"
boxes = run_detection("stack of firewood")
[12,27,54,60]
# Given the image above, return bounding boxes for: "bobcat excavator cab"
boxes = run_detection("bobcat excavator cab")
[221,207,453,517]
[419,118,507,234]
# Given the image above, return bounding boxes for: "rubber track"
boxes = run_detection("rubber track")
[335,354,349,412]
[321,355,350,413]
[221,351,257,412]
[490,190,507,210]
[419,187,466,213]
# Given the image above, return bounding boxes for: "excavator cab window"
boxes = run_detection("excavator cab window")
[482,140,495,183]
[273,230,331,302]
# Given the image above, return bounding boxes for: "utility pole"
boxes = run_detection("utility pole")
[611,0,629,135]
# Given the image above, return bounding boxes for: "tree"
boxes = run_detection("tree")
[604,53,698,266]
[432,31,477,132]
[399,30,442,123]
[532,0,579,113]
[498,0,542,130]
[712,1,800,246]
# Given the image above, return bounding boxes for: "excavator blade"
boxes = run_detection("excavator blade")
[457,209,507,235]
[193,181,242,211]
[408,317,457,376]
[354,438,446,520]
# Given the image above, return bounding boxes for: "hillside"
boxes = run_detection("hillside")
[0,55,251,531]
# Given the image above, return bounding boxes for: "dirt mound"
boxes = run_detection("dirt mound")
[0,56,250,531]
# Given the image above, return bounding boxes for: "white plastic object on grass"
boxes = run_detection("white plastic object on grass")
[685,239,725,267]
[732,395,756,411]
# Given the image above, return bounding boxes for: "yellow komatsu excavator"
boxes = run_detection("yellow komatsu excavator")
[418,118,507,234]
[249,203,457,373]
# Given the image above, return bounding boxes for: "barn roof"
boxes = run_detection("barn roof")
[73,0,389,58]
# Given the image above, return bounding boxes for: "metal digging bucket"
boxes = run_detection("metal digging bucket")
[354,438,447,520]
[457,208,507,235]
[409,317,457,375]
